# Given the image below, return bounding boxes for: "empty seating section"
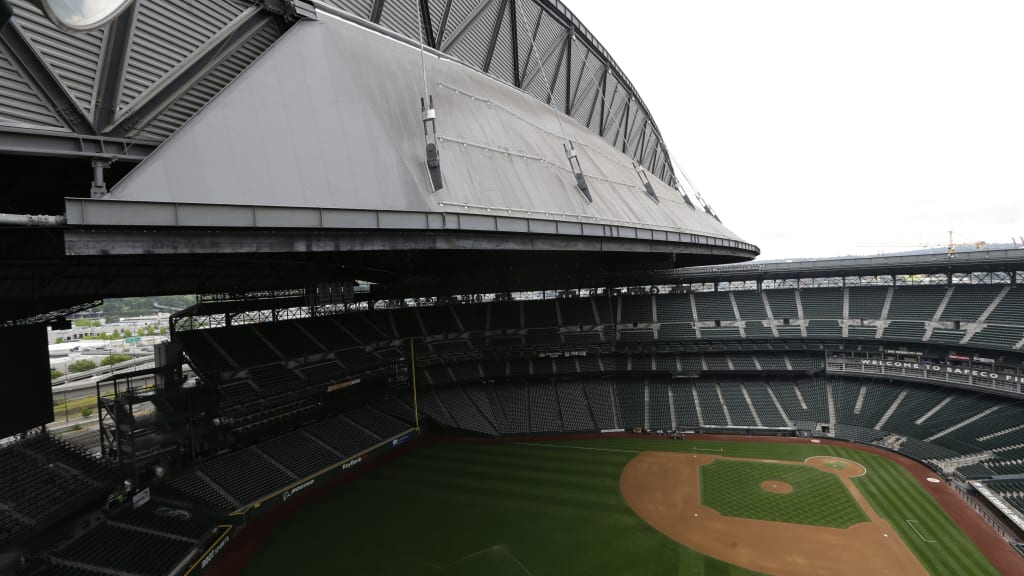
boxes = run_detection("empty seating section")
[659,323,697,339]
[832,378,901,429]
[344,406,411,439]
[114,504,212,541]
[807,320,843,337]
[847,326,878,340]
[888,286,947,320]
[654,294,693,323]
[248,363,299,394]
[389,308,423,338]
[523,300,558,329]
[755,354,787,371]
[986,287,1024,325]
[969,325,1024,350]
[743,321,774,337]
[297,361,346,384]
[300,317,359,350]
[213,325,281,367]
[671,383,700,427]
[693,292,735,321]
[528,384,563,432]
[434,387,496,435]
[557,382,596,431]
[719,382,758,426]
[765,290,799,320]
[0,511,27,546]
[883,321,926,342]
[523,328,561,346]
[701,327,742,340]
[583,381,618,430]
[769,378,816,423]
[449,361,482,382]
[533,357,555,375]
[929,329,966,344]
[490,302,521,330]
[0,435,113,546]
[496,385,529,432]
[464,386,505,431]
[848,286,889,320]
[647,381,672,429]
[53,523,193,576]
[560,298,598,326]
[730,355,757,370]
[941,285,1003,321]
[306,414,385,455]
[800,288,843,318]
[257,430,340,478]
[695,381,728,426]
[743,379,788,426]
[654,355,677,371]
[731,291,767,321]
[198,447,293,505]
[705,355,730,371]
[554,356,578,375]
[631,355,652,371]
[880,386,950,438]
[418,305,462,334]
[166,472,235,511]
[255,322,322,358]
[619,295,653,324]
[909,393,1001,441]
[616,380,644,428]
[177,330,233,372]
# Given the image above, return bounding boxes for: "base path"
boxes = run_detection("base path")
[620,452,928,576]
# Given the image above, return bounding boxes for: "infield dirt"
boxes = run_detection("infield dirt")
[620,451,928,576]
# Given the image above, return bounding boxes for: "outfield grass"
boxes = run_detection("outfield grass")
[700,459,868,528]
[243,438,999,576]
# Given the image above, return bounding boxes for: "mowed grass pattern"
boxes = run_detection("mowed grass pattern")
[244,441,763,576]
[700,460,868,528]
[244,438,1000,576]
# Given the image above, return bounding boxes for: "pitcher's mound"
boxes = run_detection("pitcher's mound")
[760,480,793,494]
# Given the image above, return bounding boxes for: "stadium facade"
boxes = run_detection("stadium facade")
[1,1,1023,575]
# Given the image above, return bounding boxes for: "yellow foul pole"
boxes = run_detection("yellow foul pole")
[410,338,420,433]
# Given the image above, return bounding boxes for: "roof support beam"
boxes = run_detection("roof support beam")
[440,0,495,52]
[417,0,435,48]
[0,126,155,160]
[93,4,137,132]
[106,9,272,138]
[481,0,507,73]
[509,0,519,87]
[0,21,93,133]
[435,0,454,48]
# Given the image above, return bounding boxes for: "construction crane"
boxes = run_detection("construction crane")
[858,230,986,255]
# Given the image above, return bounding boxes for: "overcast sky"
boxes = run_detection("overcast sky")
[566,0,1024,260]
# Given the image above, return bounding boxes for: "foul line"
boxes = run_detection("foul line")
[906,519,936,543]
[693,447,723,453]
[513,442,640,454]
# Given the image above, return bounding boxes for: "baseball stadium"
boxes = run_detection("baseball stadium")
[0,1,1023,575]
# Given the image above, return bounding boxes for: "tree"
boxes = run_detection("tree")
[159,327,168,335]
[55,337,64,344]
[91,320,102,327]
[67,359,97,373]
[101,354,132,366]
[50,369,63,380]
